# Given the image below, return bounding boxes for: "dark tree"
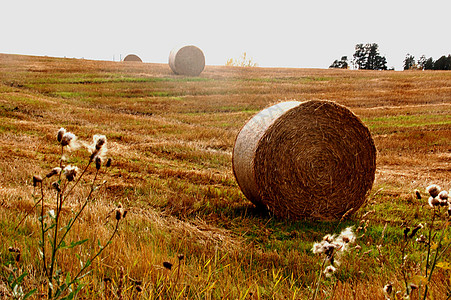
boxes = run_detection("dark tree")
[329,56,348,69]
[352,43,387,70]
[433,55,451,70]
[417,55,435,70]
[352,44,367,69]
[417,55,427,70]
[403,54,416,70]
[423,57,434,70]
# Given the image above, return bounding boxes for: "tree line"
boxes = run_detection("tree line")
[330,43,451,70]
[403,54,451,70]
[330,43,388,70]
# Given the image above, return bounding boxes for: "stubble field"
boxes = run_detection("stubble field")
[0,53,450,299]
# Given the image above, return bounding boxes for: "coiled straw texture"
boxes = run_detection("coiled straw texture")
[232,100,376,220]
[123,54,142,62]
[169,45,205,76]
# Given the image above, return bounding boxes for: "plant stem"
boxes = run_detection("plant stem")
[56,168,99,251]
[425,208,436,279]
[60,219,120,296]
[48,191,62,298]
[401,237,410,294]
[38,181,48,277]
[312,257,327,300]
[422,218,450,300]
[63,159,92,203]
[47,145,65,298]
[15,197,42,230]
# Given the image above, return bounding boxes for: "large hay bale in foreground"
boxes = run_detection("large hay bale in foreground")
[123,54,142,62]
[232,100,376,220]
[169,45,205,76]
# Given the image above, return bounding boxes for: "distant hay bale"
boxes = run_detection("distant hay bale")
[169,45,205,76]
[123,54,142,62]
[232,100,377,220]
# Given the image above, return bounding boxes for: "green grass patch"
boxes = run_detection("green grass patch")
[52,91,88,98]
[365,114,451,130]
[243,76,332,83]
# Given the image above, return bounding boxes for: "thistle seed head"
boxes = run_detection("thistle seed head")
[404,227,410,240]
[428,196,441,208]
[426,184,441,198]
[60,131,79,151]
[94,134,107,150]
[115,203,126,221]
[61,132,76,147]
[163,261,173,270]
[416,234,427,244]
[415,190,421,200]
[337,227,356,244]
[46,167,62,178]
[323,265,336,277]
[52,181,61,193]
[438,190,448,201]
[8,247,20,253]
[313,227,355,257]
[95,156,102,170]
[106,157,112,168]
[57,128,66,143]
[383,283,393,296]
[33,175,43,186]
[322,234,335,243]
[409,224,423,239]
[89,134,108,162]
[63,165,79,182]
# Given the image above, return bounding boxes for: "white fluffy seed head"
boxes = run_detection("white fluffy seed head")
[63,165,79,181]
[57,128,66,143]
[438,190,448,201]
[426,184,441,198]
[383,283,393,295]
[61,132,79,151]
[338,227,356,244]
[89,134,108,162]
[428,196,441,208]
[323,265,336,277]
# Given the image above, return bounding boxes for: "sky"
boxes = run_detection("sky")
[1,0,451,71]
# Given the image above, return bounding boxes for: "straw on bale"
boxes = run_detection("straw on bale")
[169,45,205,76]
[123,54,142,62]
[232,100,376,220]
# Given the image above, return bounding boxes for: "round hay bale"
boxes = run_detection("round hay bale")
[232,100,376,220]
[169,45,205,76]
[123,54,142,62]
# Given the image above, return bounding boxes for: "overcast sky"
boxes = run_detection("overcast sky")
[1,0,450,70]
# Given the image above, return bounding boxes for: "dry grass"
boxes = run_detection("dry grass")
[0,53,450,299]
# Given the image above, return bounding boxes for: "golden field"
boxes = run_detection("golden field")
[0,53,450,299]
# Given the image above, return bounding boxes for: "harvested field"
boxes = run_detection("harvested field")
[0,53,450,299]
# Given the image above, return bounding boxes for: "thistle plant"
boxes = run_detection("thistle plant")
[2,247,36,300]
[15,128,125,299]
[418,184,450,300]
[311,226,356,300]
[383,184,450,300]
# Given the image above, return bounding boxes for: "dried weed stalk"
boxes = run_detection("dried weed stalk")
[12,128,126,299]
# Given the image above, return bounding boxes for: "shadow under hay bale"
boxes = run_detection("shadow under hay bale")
[169,45,205,76]
[232,100,377,221]
[123,54,142,62]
